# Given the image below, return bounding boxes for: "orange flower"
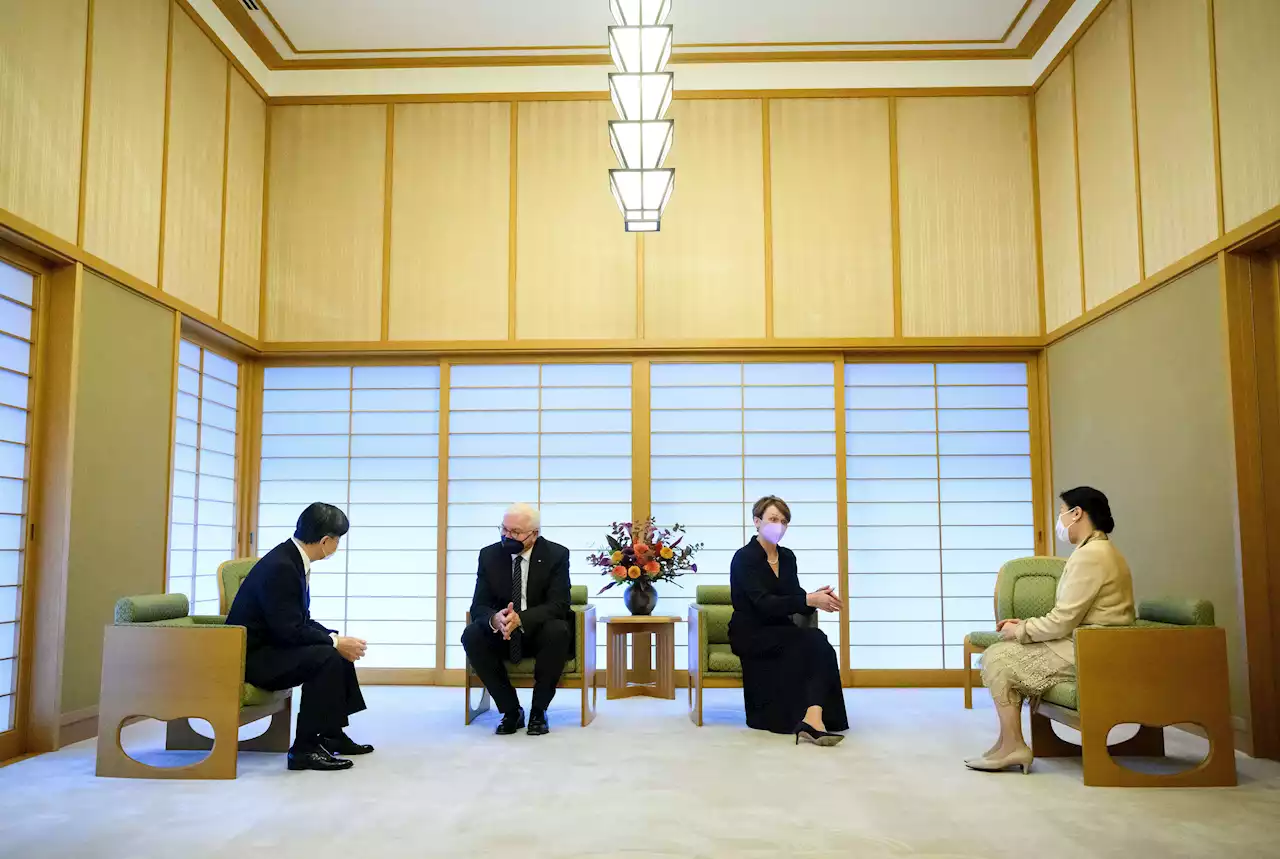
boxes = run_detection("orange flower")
[643,560,660,574]
[627,565,642,579]
[660,547,673,559]
[612,565,628,579]
[634,543,650,556]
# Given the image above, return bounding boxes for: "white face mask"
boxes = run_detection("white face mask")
[1056,510,1077,545]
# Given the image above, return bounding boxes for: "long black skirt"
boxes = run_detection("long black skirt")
[730,624,848,734]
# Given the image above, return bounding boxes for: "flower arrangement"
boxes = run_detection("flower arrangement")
[588,519,703,594]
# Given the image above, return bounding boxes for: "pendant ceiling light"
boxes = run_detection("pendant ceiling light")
[608,0,674,232]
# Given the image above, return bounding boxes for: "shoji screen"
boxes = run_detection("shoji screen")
[0,262,34,733]
[844,361,1033,669]
[650,362,841,670]
[444,364,631,670]
[168,341,239,615]
[258,365,440,669]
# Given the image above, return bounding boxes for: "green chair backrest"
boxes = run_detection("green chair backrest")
[218,557,259,614]
[114,594,189,624]
[694,586,733,645]
[996,556,1066,622]
[569,585,587,606]
[695,585,731,604]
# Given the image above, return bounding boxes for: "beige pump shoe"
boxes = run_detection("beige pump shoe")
[965,744,1033,774]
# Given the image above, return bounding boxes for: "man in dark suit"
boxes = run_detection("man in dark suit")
[225,502,372,772]
[461,502,572,736]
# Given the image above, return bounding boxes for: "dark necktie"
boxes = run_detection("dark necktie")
[510,554,524,662]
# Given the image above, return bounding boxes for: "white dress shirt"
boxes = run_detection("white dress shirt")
[491,546,533,632]
[292,537,337,647]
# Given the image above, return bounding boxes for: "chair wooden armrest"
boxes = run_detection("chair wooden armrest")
[1069,626,1236,787]
[688,604,704,726]
[96,624,246,780]
[578,605,597,727]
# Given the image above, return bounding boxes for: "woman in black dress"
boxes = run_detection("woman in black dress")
[729,495,847,745]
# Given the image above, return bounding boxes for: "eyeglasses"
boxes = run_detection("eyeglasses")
[500,526,536,540]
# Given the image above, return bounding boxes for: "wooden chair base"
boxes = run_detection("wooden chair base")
[463,674,597,727]
[1033,701,1236,787]
[164,699,292,754]
[963,638,986,709]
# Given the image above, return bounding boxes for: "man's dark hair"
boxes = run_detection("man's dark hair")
[294,502,350,544]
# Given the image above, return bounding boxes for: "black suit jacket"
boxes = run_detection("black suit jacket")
[469,536,572,639]
[225,540,337,652]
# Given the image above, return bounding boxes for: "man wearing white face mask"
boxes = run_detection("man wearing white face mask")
[966,486,1135,774]
[727,495,847,745]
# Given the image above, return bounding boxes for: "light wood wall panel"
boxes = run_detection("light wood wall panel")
[160,7,227,315]
[769,98,893,339]
[1131,0,1218,274]
[82,0,170,285]
[1036,57,1083,332]
[1215,0,1280,231]
[0,0,88,242]
[392,102,510,341]
[644,99,765,340]
[62,271,175,714]
[897,97,1039,337]
[515,101,636,340]
[220,71,266,337]
[265,104,386,342]
[1075,0,1142,309]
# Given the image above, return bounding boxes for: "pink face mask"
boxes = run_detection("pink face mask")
[759,521,786,544]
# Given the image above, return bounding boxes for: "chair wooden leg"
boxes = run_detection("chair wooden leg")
[689,678,704,727]
[1030,710,1082,758]
[165,717,213,752]
[963,639,974,709]
[1107,724,1165,757]
[465,669,491,726]
[238,702,292,753]
[580,681,596,727]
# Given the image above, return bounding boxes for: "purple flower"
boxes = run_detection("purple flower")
[691,564,698,573]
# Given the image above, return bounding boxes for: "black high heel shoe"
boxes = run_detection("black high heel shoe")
[793,720,844,747]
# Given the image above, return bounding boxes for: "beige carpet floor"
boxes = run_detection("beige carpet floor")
[1,687,1278,859]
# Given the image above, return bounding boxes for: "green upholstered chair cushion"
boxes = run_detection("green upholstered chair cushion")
[241,683,289,708]
[1042,681,1077,710]
[1139,599,1214,626]
[696,585,732,605]
[114,594,189,624]
[966,630,1003,648]
[218,557,259,613]
[504,656,580,676]
[707,644,741,675]
[702,605,733,645]
[570,585,587,605]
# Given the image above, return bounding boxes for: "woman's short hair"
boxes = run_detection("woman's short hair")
[294,502,350,543]
[751,495,792,524]
[1060,486,1115,534]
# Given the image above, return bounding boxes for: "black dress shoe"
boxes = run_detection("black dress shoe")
[527,709,549,736]
[496,707,526,735]
[793,720,844,747]
[320,731,374,756]
[287,746,354,771]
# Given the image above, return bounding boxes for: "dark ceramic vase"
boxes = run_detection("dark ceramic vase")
[624,580,657,615]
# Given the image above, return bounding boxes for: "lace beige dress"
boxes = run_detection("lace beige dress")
[980,532,1135,706]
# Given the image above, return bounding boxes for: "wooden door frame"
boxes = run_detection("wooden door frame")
[0,241,56,762]
[1220,242,1280,759]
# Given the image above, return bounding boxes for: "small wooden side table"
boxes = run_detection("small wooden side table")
[604,616,680,700]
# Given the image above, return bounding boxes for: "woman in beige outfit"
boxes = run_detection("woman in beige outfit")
[967,486,1135,774]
